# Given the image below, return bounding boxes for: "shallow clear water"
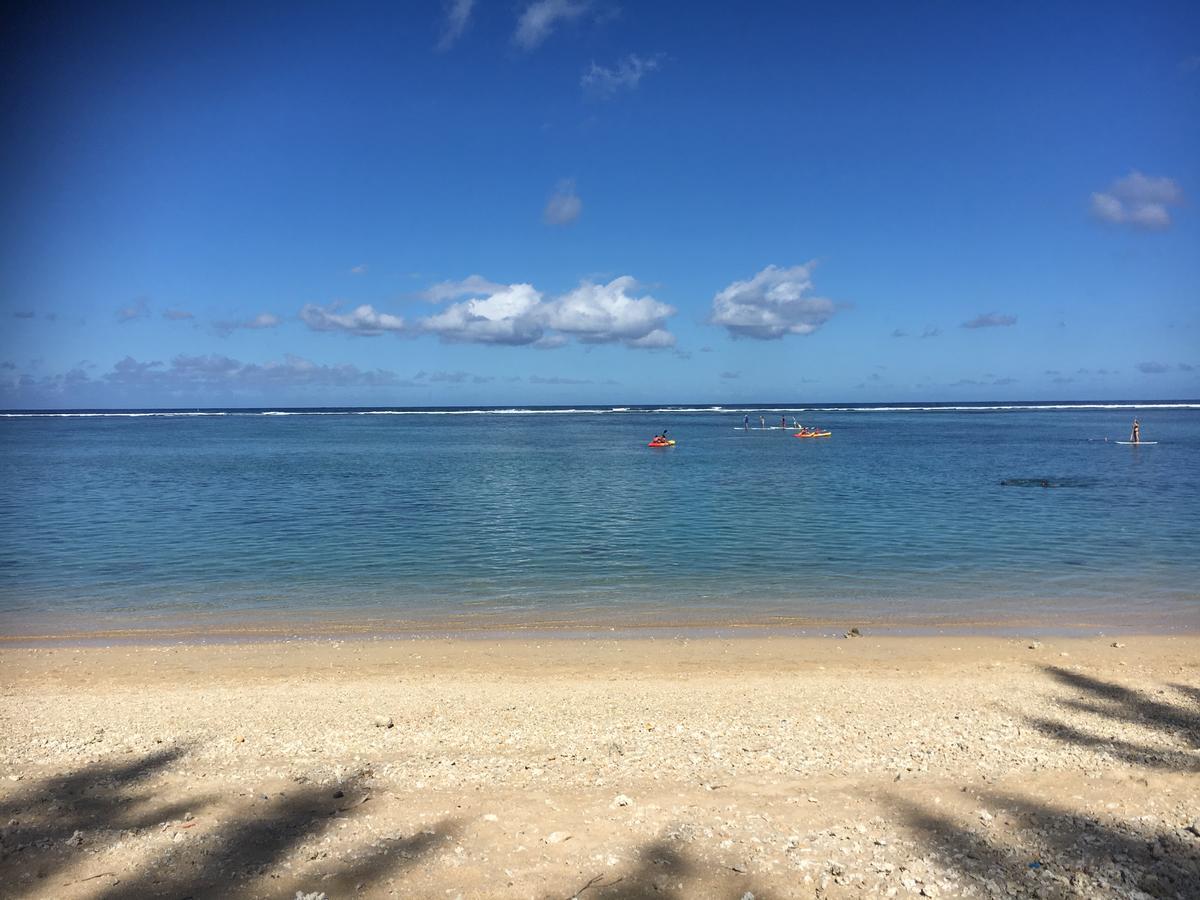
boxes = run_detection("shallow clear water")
[1,403,1198,633]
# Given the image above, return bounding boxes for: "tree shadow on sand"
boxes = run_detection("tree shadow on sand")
[564,834,778,900]
[0,746,460,899]
[886,667,1200,898]
[1024,666,1199,772]
[890,791,1199,899]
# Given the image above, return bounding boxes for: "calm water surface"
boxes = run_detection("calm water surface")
[1,403,1198,634]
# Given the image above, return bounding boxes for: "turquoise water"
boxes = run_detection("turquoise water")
[1,403,1198,634]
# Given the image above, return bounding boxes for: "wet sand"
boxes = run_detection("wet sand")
[1,634,1197,898]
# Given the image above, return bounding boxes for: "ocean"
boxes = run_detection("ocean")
[2,402,1198,636]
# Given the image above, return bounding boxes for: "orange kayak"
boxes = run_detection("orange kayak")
[648,439,676,447]
[794,431,831,438]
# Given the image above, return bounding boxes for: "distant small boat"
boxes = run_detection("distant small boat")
[794,431,831,439]
[648,438,676,448]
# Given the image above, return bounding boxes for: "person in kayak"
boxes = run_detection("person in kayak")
[1130,419,1140,444]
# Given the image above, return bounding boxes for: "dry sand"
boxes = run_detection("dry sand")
[0,633,1197,899]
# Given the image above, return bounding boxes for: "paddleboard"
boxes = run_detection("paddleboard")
[733,427,792,430]
[1115,441,1157,445]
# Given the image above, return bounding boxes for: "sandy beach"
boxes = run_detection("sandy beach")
[1,633,1197,899]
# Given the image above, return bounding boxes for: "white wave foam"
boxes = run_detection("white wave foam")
[3,401,1197,419]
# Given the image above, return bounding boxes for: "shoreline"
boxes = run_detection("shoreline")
[4,607,1199,648]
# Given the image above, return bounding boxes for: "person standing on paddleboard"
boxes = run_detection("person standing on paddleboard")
[1131,419,1140,444]
[744,414,750,430]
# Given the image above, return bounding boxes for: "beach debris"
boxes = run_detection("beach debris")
[1027,641,1042,650]
[65,830,84,847]
[373,715,394,728]
[295,893,328,900]
[846,627,862,638]
[741,893,756,900]
[731,863,748,873]
[611,794,633,808]
[481,813,499,822]
[545,831,572,844]
[234,735,245,743]
[1111,642,1126,648]
[568,873,624,898]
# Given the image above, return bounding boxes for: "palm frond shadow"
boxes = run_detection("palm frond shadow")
[891,791,1199,899]
[1024,666,1200,771]
[0,747,459,899]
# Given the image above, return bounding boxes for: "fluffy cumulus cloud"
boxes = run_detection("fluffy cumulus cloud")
[544,277,675,346]
[961,312,1017,329]
[300,302,405,336]
[417,275,676,349]
[514,0,589,49]
[437,0,474,50]
[582,54,660,97]
[709,263,837,339]
[421,283,547,345]
[1090,171,1184,229]
[543,180,582,226]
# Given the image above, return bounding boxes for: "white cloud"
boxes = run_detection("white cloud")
[582,54,660,97]
[423,274,507,302]
[419,283,546,345]
[349,263,368,275]
[1090,171,1183,230]
[300,302,405,336]
[437,0,474,50]
[214,312,282,337]
[416,275,677,348]
[543,179,582,226]
[709,263,837,339]
[515,0,589,49]
[961,312,1017,329]
[544,277,676,346]
[163,309,194,321]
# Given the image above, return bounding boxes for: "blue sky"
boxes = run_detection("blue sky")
[2,0,1197,408]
